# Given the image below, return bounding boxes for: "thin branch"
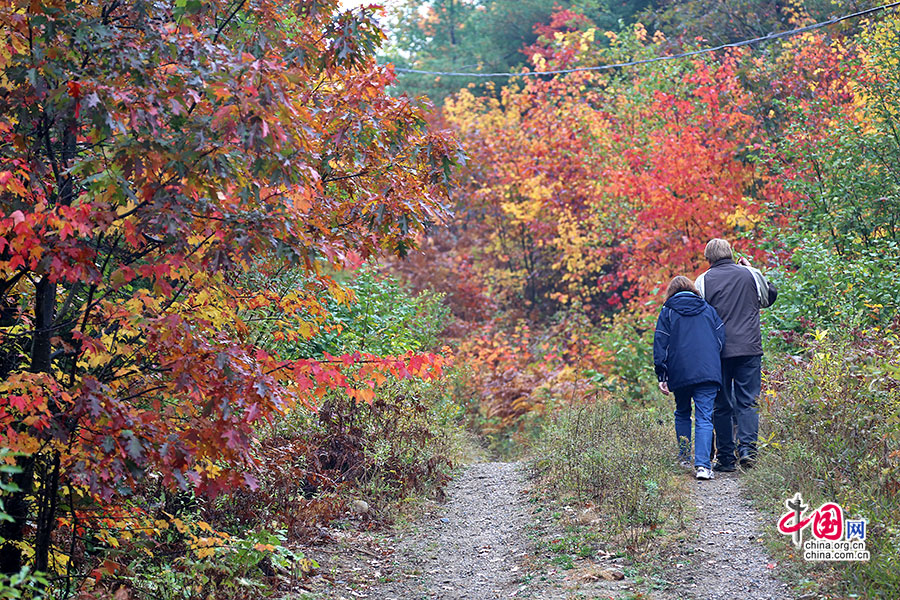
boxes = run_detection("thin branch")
[214,0,247,44]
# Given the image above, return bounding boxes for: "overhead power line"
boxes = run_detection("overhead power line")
[391,1,900,78]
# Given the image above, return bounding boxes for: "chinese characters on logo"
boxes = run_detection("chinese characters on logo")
[776,492,869,562]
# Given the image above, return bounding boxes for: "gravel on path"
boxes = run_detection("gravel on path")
[306,461,793,600]
[373,461,529,600]
[656,470,793,600]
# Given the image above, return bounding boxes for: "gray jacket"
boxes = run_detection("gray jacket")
[695,258,777,358]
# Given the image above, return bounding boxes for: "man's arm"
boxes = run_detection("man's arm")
[765,279,777,307]
[740,257,777,308]
[695,272,707,299]
[752,268,777,308]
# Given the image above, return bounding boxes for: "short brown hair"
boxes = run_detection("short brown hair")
[666,276,700,301]
[704,238,733,263]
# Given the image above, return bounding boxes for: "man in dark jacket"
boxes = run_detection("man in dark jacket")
[695,238,777,471]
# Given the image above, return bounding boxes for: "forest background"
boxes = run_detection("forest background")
[1,0,899,598]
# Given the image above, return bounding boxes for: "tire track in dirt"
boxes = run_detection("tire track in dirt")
[312,461,792,600]
[655,470,793,600]
[374,461,529,599]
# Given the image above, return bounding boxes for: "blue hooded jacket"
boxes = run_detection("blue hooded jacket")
[653,291,725,391]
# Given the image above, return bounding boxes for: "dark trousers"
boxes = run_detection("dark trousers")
[713,355,762,464]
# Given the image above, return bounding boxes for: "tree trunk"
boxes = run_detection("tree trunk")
[0,276,59,574]
[0,458,34,575]
[34,454,61,573]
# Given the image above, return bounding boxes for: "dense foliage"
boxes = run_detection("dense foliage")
[750,326,900,596]
[3,0,900,597]
[391,7,900,596]
[0,0,456,594]
[400,7,900,420]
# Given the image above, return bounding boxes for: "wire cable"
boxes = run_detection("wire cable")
[391,0,900,77]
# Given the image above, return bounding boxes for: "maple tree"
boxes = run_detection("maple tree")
[440,21,773,319]
[0,0,455,579]
[406,8,900,429]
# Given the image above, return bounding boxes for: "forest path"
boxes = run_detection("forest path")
[373,461,530,599]
[368,461,638,599]
[309,462,793,599]
[655,470,793,600]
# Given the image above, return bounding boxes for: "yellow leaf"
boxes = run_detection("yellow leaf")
[116,200,137,217]
[196,521,213,533]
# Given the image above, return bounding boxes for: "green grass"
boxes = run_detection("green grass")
[551,554,575,570]
[530,399,688,552]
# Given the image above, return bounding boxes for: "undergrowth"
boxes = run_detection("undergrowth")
[452,310,658,459]
[748,325,900,599]
[530,399,687,553]
[59,271,469,600]
[210,380,467,536]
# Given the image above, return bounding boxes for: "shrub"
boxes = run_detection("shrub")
[210,375,466,540]
[449,309,659,455]
[530,399,687,550]
[452,320,554,454]
[295,266,450,358]
[748,325,900,597]
[588,313,657,403]
[763,238,900,351]
[109,528,312,600]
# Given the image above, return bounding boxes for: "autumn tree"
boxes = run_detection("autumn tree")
[0,0,454,578]
[647,0,878,45]
[437,17,777,321]
[748,20,900,331]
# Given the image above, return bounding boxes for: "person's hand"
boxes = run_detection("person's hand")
[658,381,670,395]
[738,256,751,267]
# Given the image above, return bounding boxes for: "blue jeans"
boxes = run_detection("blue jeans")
[714,355,762,464]
[673,383,717,469]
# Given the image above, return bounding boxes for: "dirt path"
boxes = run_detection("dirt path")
[656,470,793,600]
[373,461,530,599]
[305,462,793,599]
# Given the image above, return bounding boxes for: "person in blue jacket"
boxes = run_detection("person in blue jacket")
[653,276,726,480]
